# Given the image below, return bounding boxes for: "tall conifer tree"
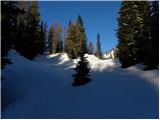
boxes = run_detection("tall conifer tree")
[76,15,87,56]
[88,41,94,55]
[96,33,102,59]
[117,1,151,68]
[66,21,77,58]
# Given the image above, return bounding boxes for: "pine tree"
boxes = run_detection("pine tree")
[60,40,64,52]
[146,1,159,69]
[96,33,102,59]
[63,27,68,52]
[1,1,21,68]
[16,1,41,59]
[43,22,48,52]
[117,1,151,68]
[48,23,63,54]
[16,1,31,57]
[38,21,46,54]
[66,21,77,58]
[27,1,41,58]
[72,54,91,86]
[48,25,54,54]
[87,41,94,54]
[66,16,88,59]
[76,15,87,56]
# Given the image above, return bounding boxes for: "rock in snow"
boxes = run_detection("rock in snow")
[1,50,159,119]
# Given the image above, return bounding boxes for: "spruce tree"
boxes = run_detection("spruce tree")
[16,1,41,59]
[16,1,31,58]
[66,21,77,58]
[146,1,159,69]
[48,25,54,54]
[27,1,41,59]
[72,54,91,86]
[48,23,63,54]
[63,27,68,52]
[96,33,102,59]
[117,1,151,68]
[65,16,87,58]
[1,1,21,68]
[38,21,46,54]
[87,41,94,55]
[76,15,87,56]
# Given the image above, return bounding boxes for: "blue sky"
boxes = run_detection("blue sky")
[39,1,121,52]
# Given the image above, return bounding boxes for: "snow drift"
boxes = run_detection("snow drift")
[1,50,159,119]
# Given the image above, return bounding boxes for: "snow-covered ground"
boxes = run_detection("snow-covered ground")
[1,50,159,119]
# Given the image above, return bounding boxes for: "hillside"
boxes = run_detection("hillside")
[1,50,159,119]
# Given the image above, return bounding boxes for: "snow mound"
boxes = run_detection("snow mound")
[1,50,159,119]
[34,53,120,71]
[126,64,159,90]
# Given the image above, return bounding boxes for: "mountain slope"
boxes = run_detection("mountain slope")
[1,50,159,118]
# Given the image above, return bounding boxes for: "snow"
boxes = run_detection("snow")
[1,50,159,119]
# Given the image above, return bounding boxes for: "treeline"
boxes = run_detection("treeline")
[2,1,103,69]
[117,1,159,69]
[2,1,46,67]
[48,16,102,59]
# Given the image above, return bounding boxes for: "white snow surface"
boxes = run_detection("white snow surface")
[1,50,159,119]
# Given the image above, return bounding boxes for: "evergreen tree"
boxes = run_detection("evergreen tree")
[43,22,48,52]
[63,27,68,52]
[117,1,151,68]
[48,23,63,54]
[146,1,159,69]
[66,21,77,58]
[38,21,46,54]
[76,15,87,56]
[87,41,94,54]
[60,40,64,52]
[96,33,102,59]
[1,1,21,68]
[16,1,41,59]
[16,1,31,57]
[53,23,62,53]
[66,16,88,58]
[48,25,54,54]
[72,54,91,86]
[27,1,41,59]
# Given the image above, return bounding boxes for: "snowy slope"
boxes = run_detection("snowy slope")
[1,50,159,119]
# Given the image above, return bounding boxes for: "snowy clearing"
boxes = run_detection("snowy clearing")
[1,50,159,119]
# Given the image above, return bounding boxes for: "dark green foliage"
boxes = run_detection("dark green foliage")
[25,1,41,59]
[63,27,68,52]
[60,40,64,52]
[1,1,21,68]
[96,33,102,59]
[66,15,87,59]
[2,1,47,65]
[15,1,43,59]
[38,21,46,54]
[145,1,159,69]
[76,15,88,56]
[117,1,152,68]
[72,54,91,86]
[48,23,63,54]
[66,21,77,58]
[48,26,54,54]
[87,41,94,54]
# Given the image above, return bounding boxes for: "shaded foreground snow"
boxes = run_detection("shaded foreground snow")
[1,50,159,118]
